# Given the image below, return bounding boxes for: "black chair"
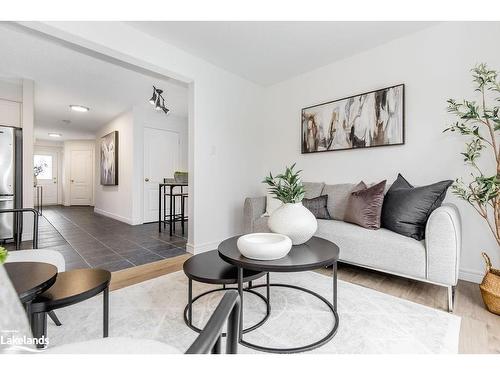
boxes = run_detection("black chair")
[1,264,241,354]
[186,290,240,354]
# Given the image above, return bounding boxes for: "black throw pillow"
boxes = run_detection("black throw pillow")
[303,195,331,219]
[381,174,453,240]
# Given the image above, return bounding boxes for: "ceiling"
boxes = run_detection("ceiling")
[0,24,188,141]
[128,21,437,86]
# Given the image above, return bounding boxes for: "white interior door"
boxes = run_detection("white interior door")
[143,127,179,223]
[70,149,93,206]
[33,152,58,205]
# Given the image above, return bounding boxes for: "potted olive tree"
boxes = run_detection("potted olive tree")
[445,63,500,314]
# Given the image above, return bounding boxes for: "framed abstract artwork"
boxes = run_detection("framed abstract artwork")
[301,84,405,154]
[100,131,118,186]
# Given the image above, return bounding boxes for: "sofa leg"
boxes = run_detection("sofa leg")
[447,285,456,313]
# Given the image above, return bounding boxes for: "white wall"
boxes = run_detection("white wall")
[94,110,135,223]
[0,79,22,102]
[24,21,266,253]
[62,140,95,206]
[263,22,500,282]
[94,106,189,225]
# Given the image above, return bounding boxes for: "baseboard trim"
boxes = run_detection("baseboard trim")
[93,208,135,225]
[459,268,484,284]
[186,240,221,255]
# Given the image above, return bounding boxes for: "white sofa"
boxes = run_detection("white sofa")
[243,182,462,312]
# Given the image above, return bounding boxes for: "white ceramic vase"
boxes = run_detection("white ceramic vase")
[268,202,317,245]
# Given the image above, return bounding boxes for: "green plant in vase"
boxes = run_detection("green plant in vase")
[445,63,500,314]
[262,163,316,245]
[262,163,305,203]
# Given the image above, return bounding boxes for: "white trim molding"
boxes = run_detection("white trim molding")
[459,268,484,284]
[93,207,137,225]
[186,240,221,255]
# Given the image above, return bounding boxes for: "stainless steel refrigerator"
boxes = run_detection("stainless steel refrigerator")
[0,125,22,242]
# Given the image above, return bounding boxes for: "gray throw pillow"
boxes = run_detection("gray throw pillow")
[302,182,325,199]
[303,195,331,219]
[344,180,387,229]
[381,174,453,240]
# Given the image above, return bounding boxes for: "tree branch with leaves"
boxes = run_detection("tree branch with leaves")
[445,63,500,247]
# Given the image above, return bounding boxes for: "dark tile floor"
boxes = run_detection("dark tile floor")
[5,206,187,272]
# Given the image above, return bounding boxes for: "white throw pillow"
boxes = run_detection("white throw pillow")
[262,193,282,217]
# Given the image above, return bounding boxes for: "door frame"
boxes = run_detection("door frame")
[142,125,181,224]
[33,145,63,205]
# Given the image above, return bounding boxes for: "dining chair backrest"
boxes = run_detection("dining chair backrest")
[5,249,66,272]
[0,265,35,353]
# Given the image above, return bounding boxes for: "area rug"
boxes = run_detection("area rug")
[45,271,460,354]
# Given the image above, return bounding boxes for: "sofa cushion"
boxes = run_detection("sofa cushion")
[253,216,270,233]
[303,182,325,199]
[316,219,426,279]
[322,183,357,220]
[381,174,453,241]
[344,180,386,229]
[303,195,331,219]
[263,193,282,217]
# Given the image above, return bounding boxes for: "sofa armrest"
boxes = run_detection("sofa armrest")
[243,197,266,233]
[425,203,462,286]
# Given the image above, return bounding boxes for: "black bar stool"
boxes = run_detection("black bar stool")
[181,193,188,235]
[163,181,185,232]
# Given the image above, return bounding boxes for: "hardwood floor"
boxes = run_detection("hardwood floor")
[112,255,500,354]
[110,253,191,291]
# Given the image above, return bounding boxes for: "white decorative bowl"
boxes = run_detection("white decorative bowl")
[237,233,292,261]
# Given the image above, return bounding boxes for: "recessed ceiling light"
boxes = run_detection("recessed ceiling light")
[69,105,90,112]
[48,133,62,138]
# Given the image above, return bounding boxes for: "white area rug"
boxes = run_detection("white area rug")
[45,271,460,354]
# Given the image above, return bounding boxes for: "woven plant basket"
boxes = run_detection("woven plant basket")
[480,252,500,315]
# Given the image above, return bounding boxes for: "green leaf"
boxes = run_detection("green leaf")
[262,163,305,204]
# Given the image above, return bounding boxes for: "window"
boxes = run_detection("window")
[34,155,53,180]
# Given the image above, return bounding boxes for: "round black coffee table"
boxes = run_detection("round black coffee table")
[218,236,340,353]
[5,262,58,304]
[183,250,270,335]
[30,268,111,348]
